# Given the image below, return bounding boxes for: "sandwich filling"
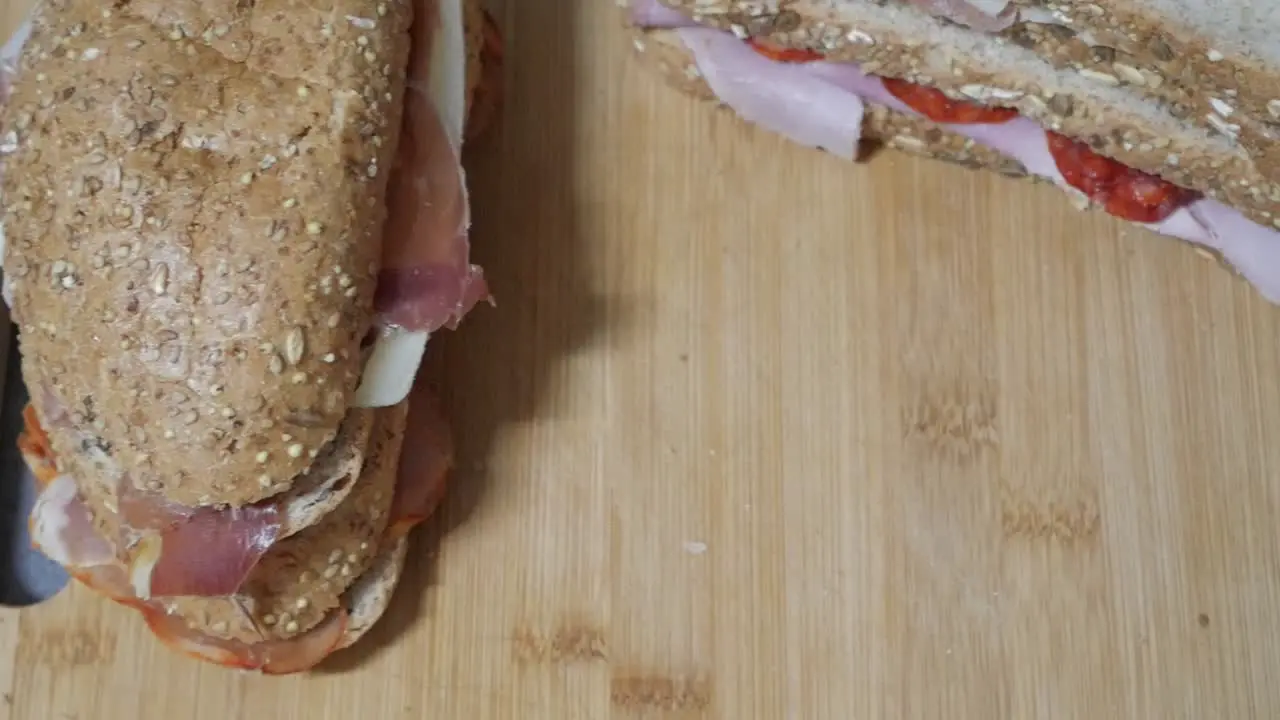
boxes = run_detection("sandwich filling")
[632,1,1280,304]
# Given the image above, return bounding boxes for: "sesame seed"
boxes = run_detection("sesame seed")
[292,372,307,384]
[279,612,293,624]
[340,564,352,577]
[285,621,299,633]
[220,407,235,419]
[322,353,336,363]
[163,429,175,439]
[1207,49,1224,62]
[283,197,297,208]
[211,621,228,633]
[296,85,310,98]
[282,433,293,442]
[262,614,277,626]
[295,597,309,610]
[305,220,324,235]
[323,566,337,579]
[256,451,269,463]
[377,3,387,15]
[299,571,313,583]
[268,354,284,374]
[346,553,359,564]
[239,171,254,185]
[329,549,343,563]
[257,474,272,487]
[287,443,303,458]
[357,35,369,47]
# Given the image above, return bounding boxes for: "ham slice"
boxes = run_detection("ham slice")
[356,0,485,409]
[28,474,116,569]
[647,22,1280,305]
[387,384,454,537]
[121,499,281,599]
[142,605,348,674]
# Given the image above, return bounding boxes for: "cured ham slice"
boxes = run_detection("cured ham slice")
[374,0,485,335]
[123,503,281,599]
[142,605,348,674]
[28,474,116,569]
[387,384,454,537]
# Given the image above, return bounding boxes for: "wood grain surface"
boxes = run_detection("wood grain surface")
[4,0,1280,718]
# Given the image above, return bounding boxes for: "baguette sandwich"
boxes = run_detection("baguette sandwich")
[0,0,502,673]
[626,0,1280,302]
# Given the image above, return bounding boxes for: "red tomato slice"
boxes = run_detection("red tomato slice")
[746,38,824,64]
[1046,132,1197,223]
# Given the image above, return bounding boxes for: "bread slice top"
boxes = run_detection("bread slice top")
[158,401,408,644]
[652,0,1280,229]
[1,0,412,506]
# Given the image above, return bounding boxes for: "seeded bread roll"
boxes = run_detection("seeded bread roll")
[1,0,412,507]
[159,401,408,644]
[630,25,1240,278]
[652,0,1280,230]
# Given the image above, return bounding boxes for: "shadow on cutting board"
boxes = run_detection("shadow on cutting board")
[322,0,611,671]
[0,329,69,607]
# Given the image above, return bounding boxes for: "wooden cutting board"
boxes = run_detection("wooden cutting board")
[4,1,1280,718]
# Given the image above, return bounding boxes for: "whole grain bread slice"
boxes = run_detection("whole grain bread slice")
[651,0,1280,230]
[158,401,409,644]
[2,0,411,506]
[631,25,1239,277]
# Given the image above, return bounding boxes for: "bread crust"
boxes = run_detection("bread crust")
[630,25,1240,277]
[2,0,413,506]
[649,0,1280,230]
[336,533,409,650]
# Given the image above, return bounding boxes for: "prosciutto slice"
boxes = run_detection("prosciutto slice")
[387,383,454,537]
[120,498,281,599]
[355,0,486,409]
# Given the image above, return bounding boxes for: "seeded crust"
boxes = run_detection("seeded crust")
[159,401,408,644]
[632,26,1031,179]
[1,0,413,507]
[652,0,1280,230]
[632,25,1241,277]
[336,533,409,650]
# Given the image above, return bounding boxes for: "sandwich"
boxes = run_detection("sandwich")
[0,0,502,673]
[624,0,1280,303]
